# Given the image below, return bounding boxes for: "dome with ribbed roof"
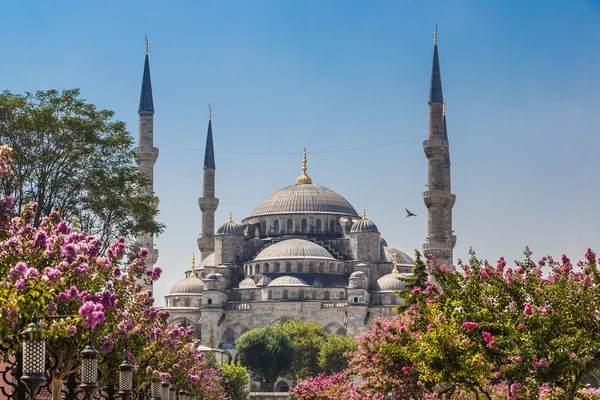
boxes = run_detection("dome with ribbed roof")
[216,213,243,236]
[254,239,335,261]
[374,273,412,292]
[205,272,222,281]
[169,277,205,294]
[350,271,367,279]
[198,253,214,269]
[249,184,358,218]
[381,247,414,266]
[267,276,309,287]
[351,211,378,233]
[238,278,257,288]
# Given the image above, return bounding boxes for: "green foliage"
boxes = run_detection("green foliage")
[318,334,357,375]
[276,320,328,380]
[220,360,250,400]
[205,327,217,367]
[0,89,164,249]
[397,249,431,312]
[236,325,295,391]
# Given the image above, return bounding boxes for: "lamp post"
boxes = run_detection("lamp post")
[169,384,177,400]
[151,381,162,400]
[179,388,186,400]
[20,317,47,400]
[161,381,170,400]
[118,356,134,400]
[79,338,99,398]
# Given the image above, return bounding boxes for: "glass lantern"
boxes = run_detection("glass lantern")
[161,381,170,400]
[20,317,48,398]
[179,389,186,400]
[118,358,134,399]
[169,384,177,400]
[151,381,162,399]
[79,339,99,395]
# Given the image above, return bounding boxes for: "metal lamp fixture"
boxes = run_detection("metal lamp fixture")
[186,390,192,400]
[179,388,186,400]
[79,339,99,397]
[161,381,170,400]
[151,381,162,400]
[118,357,134,399]
[169,384,177,400]
[20,317,48,399]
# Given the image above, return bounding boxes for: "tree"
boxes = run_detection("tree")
[220,360,250,400]
[276,320,328,379]
[397,249,431,312]
[0,89,164,250]
[318,334,357,375]
[236,326,294,391]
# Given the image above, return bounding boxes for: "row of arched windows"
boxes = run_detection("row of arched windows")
[167,298,200,308]
[264,289,345,301]
[245,262,345,276]
[260,218,339,236]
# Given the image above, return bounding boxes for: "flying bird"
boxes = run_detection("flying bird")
[405,208,417,217]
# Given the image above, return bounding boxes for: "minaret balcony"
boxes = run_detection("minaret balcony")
[422,190,456,208]
[423,139,449,159]
[198,197,219,212]
[133,146,159,163]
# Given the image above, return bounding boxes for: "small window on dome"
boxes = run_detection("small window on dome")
[318,263,324,273]
[324,291,330,300]
[275,263,280,273]
[301,218,308,233]
[283,289,289,300]
[316,219,321,233]
[286,263,291,273]
[338,291,345,300]
[274,219,279,234]
[309,263,314,273]
[184,299,190,307]
[312,290,316,299]
[255,264,260,274]
[265,263,270,273]
[330,219,335,233]
[261,220,267,235]
[299,289,304,299]
[287,219,293,233]
[173,299,178,307]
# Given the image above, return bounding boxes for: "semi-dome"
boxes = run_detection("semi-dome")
[169,277,205,294]
[198,253,214,269]
[249,184,358,218]
[381,247,414,266]
[350,211,378,233]
[375,272,412,292]
[256,275,272,287]
[350,271,367,279]
[267,276,309,287]
[216,213,243,236]
[238,278,257,288]
[205,272,222,281]
[254,239,335,261]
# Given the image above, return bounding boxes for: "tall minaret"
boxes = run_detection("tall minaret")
[197,104,219,261]
[133,36,159,274]
[422,26,456,267]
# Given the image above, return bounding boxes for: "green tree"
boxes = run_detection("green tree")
[318,334,357,375]
[0,89,164,249]
[205,327,217,367]
[236,326,294,391]
[220,360,250,400]
[397,249,430,312]
[277,320,328,379]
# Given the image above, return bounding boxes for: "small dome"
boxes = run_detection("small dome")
[267,276,309,287]
[205,273,222,281]
[350,271,366,279]
[381,247,414,266]
[216,213,243,236]
[254,239,334,261]
[375,273,412,292]
[239,278,257,288]
[351,219,378,233]
[198,253,215,269]
[256,275,272,287]
[169,277,205,294]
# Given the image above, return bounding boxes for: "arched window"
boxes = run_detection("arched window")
[264,263,270,273]
[309,263,315,273]
[286,263,291,273]
[184,298,190,307]
[338,264,342,274]
[283,290,289,300]
[330,263,334,273]
[275,263,280,273]
[299,289,305,299]
[250,291,256,301]
[318,263,324,273]
[268,290,273,300]
[338,291,345,300]
[207,298,213,305]
[324,291,330,300]
[330,219,335,232]
[274,219,279,234]
[312,290,317,299]
[261,220,267,235]
[173,299,179,307]
[255,264,260,274]
[298,263,304,273]
[316,219,321,233]
[287,219,293,233]
[223,330,235,344]
[301,218,308,233]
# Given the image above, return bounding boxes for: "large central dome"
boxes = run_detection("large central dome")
[250,184,358,217]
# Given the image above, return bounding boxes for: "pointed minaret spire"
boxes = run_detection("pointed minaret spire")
[296,148,313,185]
[429,25,443,104]
[133,35,159,287]
[198,103,219,260]
[139,36,154,114]
[423,27,456,268]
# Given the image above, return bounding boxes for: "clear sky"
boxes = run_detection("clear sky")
[2,0,599,304]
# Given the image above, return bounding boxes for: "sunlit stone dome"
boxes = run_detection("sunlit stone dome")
[267,276,309,287]
[254,239,335,261]
[169,277,205,294]
[374,272,412,292]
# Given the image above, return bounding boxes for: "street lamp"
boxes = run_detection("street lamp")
[79,338,99,398]
[151,381,162,400]
[179,388,186,400]
[169,384,177,400]
[161,381,170,400]
[20,317,47,399]
[118,356,134,400]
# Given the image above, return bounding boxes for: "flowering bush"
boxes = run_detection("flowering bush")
[293,248,600,399]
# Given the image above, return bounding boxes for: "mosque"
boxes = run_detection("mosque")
[133,30,456,351]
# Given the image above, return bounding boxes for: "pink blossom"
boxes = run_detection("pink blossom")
[463,321,478,330]
[523,303,532,315]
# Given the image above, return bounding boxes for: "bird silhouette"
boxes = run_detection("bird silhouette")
[405,208,417,217]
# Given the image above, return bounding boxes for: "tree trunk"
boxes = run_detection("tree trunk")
[51,376,63,400]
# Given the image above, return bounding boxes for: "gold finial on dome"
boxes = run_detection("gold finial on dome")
[362,209,368,220]
[145,34,149,55]
[191,253,197,277]
[228,212,233,224]
[434,24,438,45]
[208,102,212,120]
[296,148,313,185]
[392,251,399,274]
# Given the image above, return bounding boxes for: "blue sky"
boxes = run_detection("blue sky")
[2,0,599,304]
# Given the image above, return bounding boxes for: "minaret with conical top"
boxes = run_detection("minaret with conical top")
[198,104,219,261]
[422,26,456,267]
[133,35,159,275]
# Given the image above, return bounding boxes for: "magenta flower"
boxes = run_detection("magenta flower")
[523,303,532,315]
[463,321,478,330]
[15,279,25,291]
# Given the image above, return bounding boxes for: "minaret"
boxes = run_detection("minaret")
[197,104,219,261]
[133,35,159,275]
[422,26,456,267]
